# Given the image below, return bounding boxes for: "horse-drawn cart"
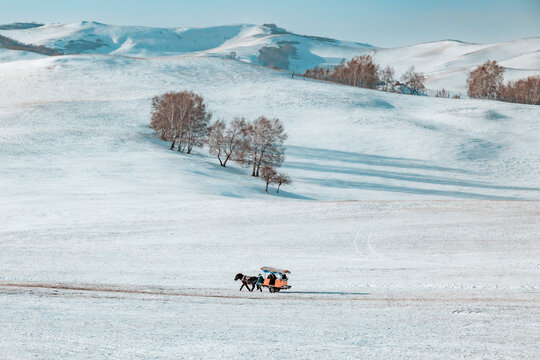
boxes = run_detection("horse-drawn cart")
[234,266,291,292]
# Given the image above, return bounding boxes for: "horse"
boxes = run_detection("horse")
[234,273,258,292]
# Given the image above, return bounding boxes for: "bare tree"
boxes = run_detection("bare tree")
[437,88,448,98]
[239,116,287,177]
[150,92,182,150]
[379,65,395,92]
[150,91,211,153]
[183,93,211,154]
[467,60,504,100]
[400,66,426,95]
[207,119,226,165]
[208,117,248,167]
[275,173,291,193]
[260,166,277,192]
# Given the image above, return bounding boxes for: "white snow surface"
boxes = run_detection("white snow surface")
[1,24,539,359]
[1,22,539,92]
[1,54,539,201]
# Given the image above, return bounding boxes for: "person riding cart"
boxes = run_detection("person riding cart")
[259,266,292,293]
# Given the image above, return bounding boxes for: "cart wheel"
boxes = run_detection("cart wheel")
[269,287,276,293]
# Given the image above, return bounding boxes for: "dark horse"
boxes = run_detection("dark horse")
[234,273,258,292]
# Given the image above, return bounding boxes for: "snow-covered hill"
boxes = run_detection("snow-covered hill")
[1,21,538,92]
[1,54,539,201]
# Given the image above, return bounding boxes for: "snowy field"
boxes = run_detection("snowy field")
[1,27,539,359]
[1,201,539,359]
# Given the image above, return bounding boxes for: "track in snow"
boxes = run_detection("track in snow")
[1,282,537,305]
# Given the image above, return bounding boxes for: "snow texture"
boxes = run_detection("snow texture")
[0,22,539,360]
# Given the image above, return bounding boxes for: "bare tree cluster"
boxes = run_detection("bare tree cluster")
[260,166,291,193]
[207,116,292,193]
[151,91,212,154]
[151,91,293,194]
[467,60,505,100]
[151,97,293,193]
[304,55,380,89]
[467,61,539,105]
[302,55,538,105]
[498,76,540,105]
[303,57,428,95]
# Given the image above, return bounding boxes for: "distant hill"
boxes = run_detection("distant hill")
[0,21,538,92]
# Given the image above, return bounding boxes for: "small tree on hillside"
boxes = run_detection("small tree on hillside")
[401,66,426,95]
[379,65,395,92]
[208,117,248,167]
[260,166,278,192]
[275,172,291,193]
[207,120,226,165]
[467,60,504,100]
[239,116,287,177]
[437,88,448,98]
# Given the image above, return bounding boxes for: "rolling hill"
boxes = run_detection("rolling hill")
[1,21,539,92]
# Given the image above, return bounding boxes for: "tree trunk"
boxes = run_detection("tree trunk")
[218,153,224,167]
[223,154,232,167]
[251,157,257,177]
[277,184,281,193]
[265,182,269,192]
[170,139,176,150]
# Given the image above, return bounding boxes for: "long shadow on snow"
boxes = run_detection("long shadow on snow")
[287,146,473,174]
[286,161,539,192]
[303,177,519,200]
[286,145,537,199]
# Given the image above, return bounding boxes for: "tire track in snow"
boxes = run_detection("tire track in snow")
[1,281,536,305]
[353,202,400,259]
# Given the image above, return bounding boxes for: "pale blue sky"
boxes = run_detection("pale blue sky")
[1,0,538,47]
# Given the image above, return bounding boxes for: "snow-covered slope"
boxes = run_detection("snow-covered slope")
[1,21,538,92]
[1,54,538,201]
[369,38,540,92]
[1,23,539,359]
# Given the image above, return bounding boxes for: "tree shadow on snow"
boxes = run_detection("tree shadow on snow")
[285,145,538,200]
[287,146,472,174]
